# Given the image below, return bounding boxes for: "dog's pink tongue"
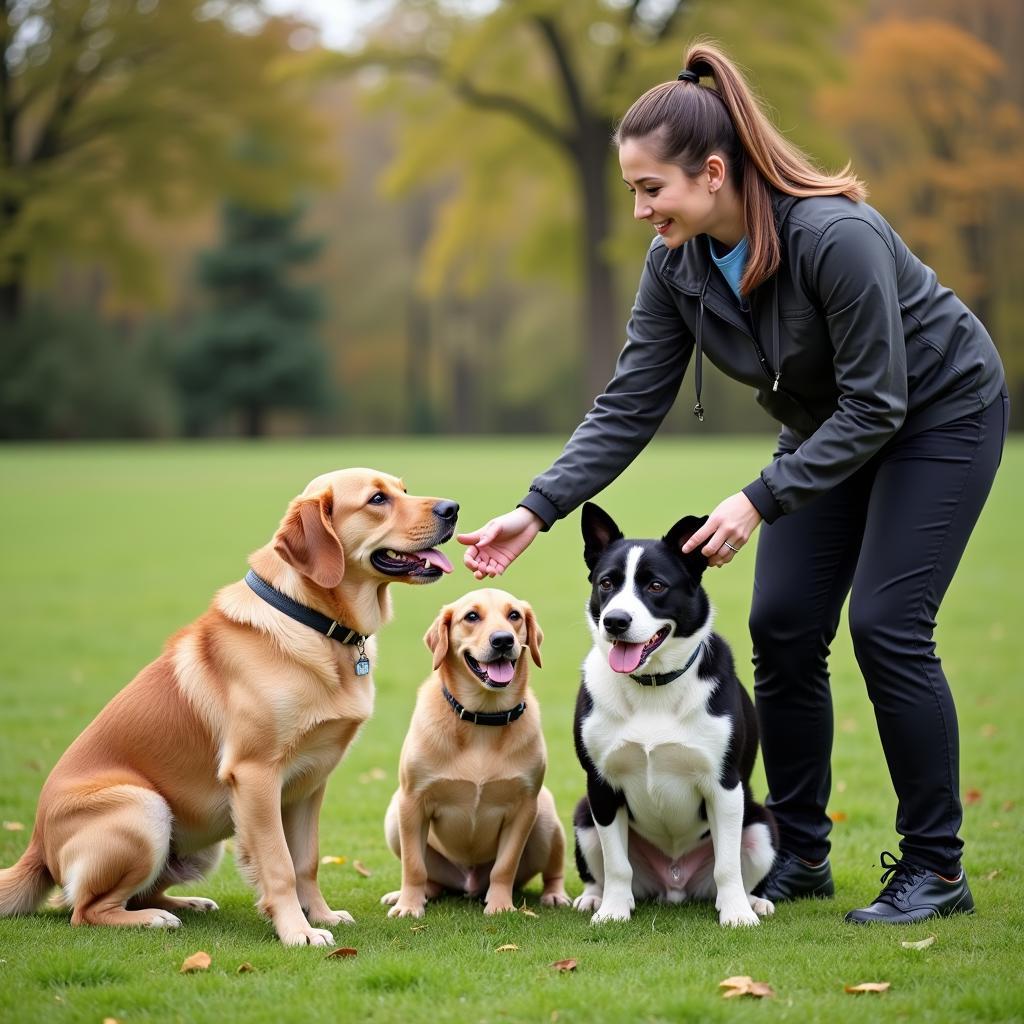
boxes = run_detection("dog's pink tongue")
[415,549,453,573]
[609,642,645,674]
[486,659,515,684]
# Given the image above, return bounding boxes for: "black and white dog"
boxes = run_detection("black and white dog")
[572,503,777,927]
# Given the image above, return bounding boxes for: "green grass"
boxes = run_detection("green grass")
[0,437,1021,1024]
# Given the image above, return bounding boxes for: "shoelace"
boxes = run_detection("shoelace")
[874,850,929,906]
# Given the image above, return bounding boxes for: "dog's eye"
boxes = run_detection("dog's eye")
[368,492,388,505]
[508,610,521,621]
[465,611,480,622]
[599,578,613,591]
[648,580,666,593]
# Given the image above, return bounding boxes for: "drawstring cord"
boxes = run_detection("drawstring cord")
[693,265,713,422]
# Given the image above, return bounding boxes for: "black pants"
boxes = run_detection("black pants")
[749,392,1009,876]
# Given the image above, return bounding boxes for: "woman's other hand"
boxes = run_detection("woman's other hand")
[681,492,762,567]
[457,507,544,579]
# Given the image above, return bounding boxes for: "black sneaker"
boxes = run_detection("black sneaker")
[753,849,834,902]
[844,851,975,924]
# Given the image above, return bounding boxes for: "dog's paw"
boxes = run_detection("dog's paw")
[540,891,572,908]
[387,901,425,919]
[748,894,774,917]
[280,925,335,947]
[572,892,602,913]
[591,900,633,924]
[174,897,219,913]
[380,890,400,906]
[309,908,355,926]
[145,910,182,929]
[718,902,760,928]
[483,899,516,916]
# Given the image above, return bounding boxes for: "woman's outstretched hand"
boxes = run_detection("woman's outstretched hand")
[681,492,762,568]
[458,507,543,579]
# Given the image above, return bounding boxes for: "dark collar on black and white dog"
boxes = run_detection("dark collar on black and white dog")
[245,569,369,652]
[442,685,526,726]
[629,641,704,687]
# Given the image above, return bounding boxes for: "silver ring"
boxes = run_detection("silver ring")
[723,541,740,553]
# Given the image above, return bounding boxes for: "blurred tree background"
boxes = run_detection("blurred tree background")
[1,0,1021,439]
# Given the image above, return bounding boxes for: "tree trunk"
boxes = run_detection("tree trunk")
[243,404,264,438]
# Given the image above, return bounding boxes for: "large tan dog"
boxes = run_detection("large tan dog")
[381,589,570,917]
[0,469,457,946]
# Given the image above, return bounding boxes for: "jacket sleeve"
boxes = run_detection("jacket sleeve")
[520,249,692,528]
[742,217,908,523]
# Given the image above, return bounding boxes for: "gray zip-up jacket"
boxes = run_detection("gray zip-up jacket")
[520,192,1005,526]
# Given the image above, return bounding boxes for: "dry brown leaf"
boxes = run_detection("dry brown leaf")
[980,724,998,738]
[719,976,775,999]
[551,1013,559,1024]
[1002,801,1015,813]
[901,934,936,950]
[103,1018,121,1023]
[845,982,891,994]
[410,924,428,932]
[325,947,358,959]
[236,962,254,973]
[320,855,347,865]
[964,788,983,805]
[828,810,848,823]
[983,869,1000,881]
[551,959,577,972]
[495,944,519,953]
[353,860,372,878]
[835,779,848,794]
[180,951,212,973]
[518,902,538,918]
[2,821,25,831]
[840,718,858,733]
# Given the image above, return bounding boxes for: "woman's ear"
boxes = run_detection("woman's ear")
[273,490,345,588]
[424,607,454,671]
[706,153,726,193]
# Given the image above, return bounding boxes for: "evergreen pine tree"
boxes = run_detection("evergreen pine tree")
[177,200,328,436]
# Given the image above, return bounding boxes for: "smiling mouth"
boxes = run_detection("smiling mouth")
[608,626,671,674]
[465,652,516,687]
[370,547,453,580]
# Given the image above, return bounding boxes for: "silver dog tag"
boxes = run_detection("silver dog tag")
[355,656,371,677]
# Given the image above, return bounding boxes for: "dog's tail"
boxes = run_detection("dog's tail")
[0,837,53,916]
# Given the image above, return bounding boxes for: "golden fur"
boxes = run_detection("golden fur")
[381,589,570,916]
[0,469,456,946]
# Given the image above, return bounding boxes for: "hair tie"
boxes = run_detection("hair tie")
[677,69,699,84]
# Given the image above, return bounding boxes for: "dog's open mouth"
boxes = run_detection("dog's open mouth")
[608,626,671,674]
[370,547,453,580]
[465,653,516,687]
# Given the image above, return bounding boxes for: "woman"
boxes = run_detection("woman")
[457,42,1007,925]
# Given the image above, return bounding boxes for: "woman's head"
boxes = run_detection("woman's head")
[616,42,866,293]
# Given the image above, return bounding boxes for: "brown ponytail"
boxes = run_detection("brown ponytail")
[616,41,866,294]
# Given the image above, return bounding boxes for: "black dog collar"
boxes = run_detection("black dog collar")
[245,569,370,658]
[442,685,526,726]
[630,641,704,687]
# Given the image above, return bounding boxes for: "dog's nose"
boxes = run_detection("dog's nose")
[490,631,515,652]
[432,500,459,523]
[603,611,632,636]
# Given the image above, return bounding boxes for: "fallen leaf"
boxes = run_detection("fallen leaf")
[901,934,936,950]
[840,718,858,733]
[358,767,388,784]
[103,1018,121,1024]
[320,855,347,865]
[551,959,577,972]
[410,924,429,932]
[353,860,372,877]
[845,982,891,994]
[983,869,1000,881]
[719,976,775,999]
[236,962,254,973]
[980,724,998,738]
[1002,801,1015,813]
[180,951,212,973]
[325,947,358,959]
[2,822,25,831]
[964,789,983,805]
[835,780,848,794]
[828,810,848,823]
[990,820,1002,829]
[495,944,519,953]
[551,1013,559,1024]
[518,901,538,918]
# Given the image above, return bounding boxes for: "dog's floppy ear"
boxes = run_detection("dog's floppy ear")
[581,502,623,574]
[522,602,544,668]
[424,606,454,671]
[273,489,345,588]
[663,514,710,583]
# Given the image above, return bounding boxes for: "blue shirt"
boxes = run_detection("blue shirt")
[708,235,749,306]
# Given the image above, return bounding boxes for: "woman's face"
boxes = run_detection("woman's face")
[619,137,716,250]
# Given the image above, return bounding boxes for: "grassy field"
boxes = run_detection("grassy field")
[0,438,1021,1024]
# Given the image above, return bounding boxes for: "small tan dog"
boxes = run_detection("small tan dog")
[0,469,457,946]
[381,589,570,917]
